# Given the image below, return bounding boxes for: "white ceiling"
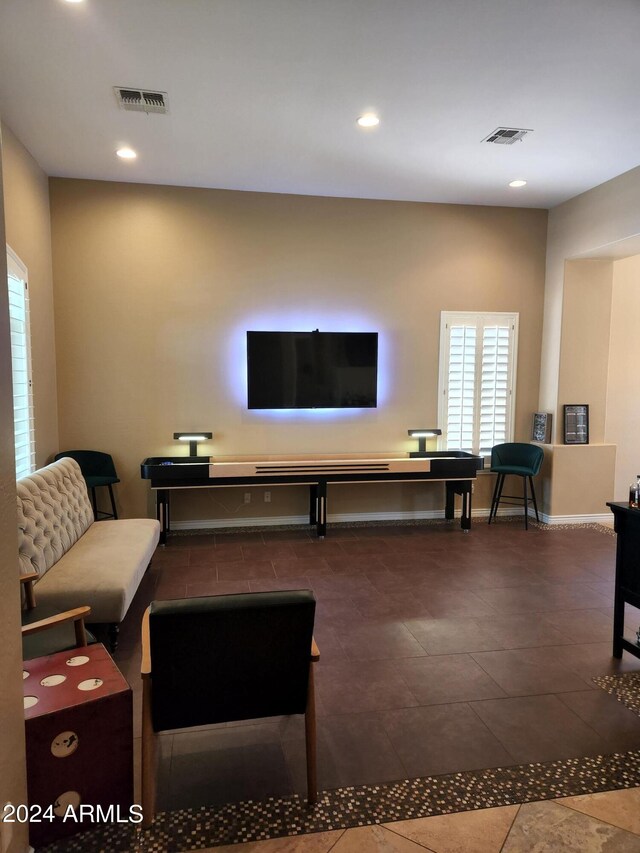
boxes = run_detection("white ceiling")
[1,0,640,209]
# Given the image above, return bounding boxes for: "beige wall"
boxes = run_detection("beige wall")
[607,254,640,500]
[541,259,617,519]
[541,164,640,434]
[538,164,640,519]
[50,179,547,523]
[543,259,616,519]
[547,444,616,518]
[2,123,58,466]
[0,128,30,853]
[558,260,613,444]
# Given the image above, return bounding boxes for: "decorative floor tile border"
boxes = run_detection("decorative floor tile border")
[41,750,640,852]
[595,672,640,717]
[528,520,615,536]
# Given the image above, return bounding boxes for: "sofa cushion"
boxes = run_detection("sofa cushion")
[34,518,160,623]
[17,457,94,579]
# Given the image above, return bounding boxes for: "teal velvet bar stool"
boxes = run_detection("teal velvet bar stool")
[488,442,544,529]
[54,450,120,520]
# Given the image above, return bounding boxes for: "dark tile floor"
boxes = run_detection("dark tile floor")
[112,519,640,812]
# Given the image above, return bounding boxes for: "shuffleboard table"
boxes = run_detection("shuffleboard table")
[141,452,483,544]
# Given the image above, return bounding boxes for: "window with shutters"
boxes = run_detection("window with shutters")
[7,247,35,479]
[437,312,518,459]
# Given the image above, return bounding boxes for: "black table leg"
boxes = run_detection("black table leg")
[445,481,472,532]
[309,485,318,526]
[613,587,625,659]
[461,481,472,533]
[445,481,455,520]
[316,480,327,538]
[157,489,170,546]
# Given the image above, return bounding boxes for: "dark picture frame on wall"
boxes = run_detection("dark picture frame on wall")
[563,404,589,445]
[531,412,552,443]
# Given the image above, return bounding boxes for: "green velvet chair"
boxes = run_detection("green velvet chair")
[140,590,319,826]
[488,442,544,530]
[54,450,120,520]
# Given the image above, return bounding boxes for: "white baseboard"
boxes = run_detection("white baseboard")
[170,508,612,532]
[536,511,612,526]
[170,506,521,531]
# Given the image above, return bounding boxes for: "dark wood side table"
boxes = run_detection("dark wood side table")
[23,643,133,848]
[607,502,640,660]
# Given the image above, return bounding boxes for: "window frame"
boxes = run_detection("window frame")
[7,245,35,479]
[437,310,519,460]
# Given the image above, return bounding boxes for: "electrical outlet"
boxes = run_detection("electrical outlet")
[264,491,271,503]
[243,492,251,504]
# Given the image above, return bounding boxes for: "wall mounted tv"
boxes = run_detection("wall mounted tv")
[247,330,378,409]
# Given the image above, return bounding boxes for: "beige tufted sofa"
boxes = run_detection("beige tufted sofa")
[17,457,160,648]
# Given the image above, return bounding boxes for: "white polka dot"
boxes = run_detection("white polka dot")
[77,678,103,691]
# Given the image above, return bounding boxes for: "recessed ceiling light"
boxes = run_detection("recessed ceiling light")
[116,147,137,160]
[63,0,85,4]
[357,113,380,128]
[509,179,527,188]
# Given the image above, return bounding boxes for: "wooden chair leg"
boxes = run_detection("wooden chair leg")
[73,618,88,648]
[305,662,318,806]
[141,676,157,827]
[108,483,118,519]
[523,475,529,530]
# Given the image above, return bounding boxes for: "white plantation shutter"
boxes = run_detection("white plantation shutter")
[479,324,511,455]
[439,312,518,458]
[445,324,476,453]
[7,248,35,479]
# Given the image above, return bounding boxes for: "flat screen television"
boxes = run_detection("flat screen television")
[247,330,378,409]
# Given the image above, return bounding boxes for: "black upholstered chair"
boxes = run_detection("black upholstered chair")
[21,571,96,661]
[488,442,544,530]
[54,450,120,520]
[140,590,319,825]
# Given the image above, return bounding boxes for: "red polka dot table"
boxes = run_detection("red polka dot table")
[22,643,133,848]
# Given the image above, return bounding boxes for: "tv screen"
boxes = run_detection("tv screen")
[247,330,378,409]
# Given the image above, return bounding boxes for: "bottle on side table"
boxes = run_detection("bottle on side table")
[629,474,640,508]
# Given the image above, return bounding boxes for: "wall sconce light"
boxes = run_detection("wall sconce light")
[408,428,441,457]
[173,432,213,457]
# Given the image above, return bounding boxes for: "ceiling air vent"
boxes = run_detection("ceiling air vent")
[114,87,168,114]
[482,127,532,145]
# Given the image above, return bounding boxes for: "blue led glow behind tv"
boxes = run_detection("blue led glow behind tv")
[247,330,378,409]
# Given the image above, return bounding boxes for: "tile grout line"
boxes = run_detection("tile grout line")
[464,697,521,768]
[498,803,522,853]
[553,793,640,837]
[325,828,346,851]
[382,821,440,851]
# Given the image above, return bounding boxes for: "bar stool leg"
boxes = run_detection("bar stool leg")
[529,476,540,522]
[108,483,118,519]
[523,475,529,530]
[90,486,98,519]
[494,474,506,521]
[488,474,501,524]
